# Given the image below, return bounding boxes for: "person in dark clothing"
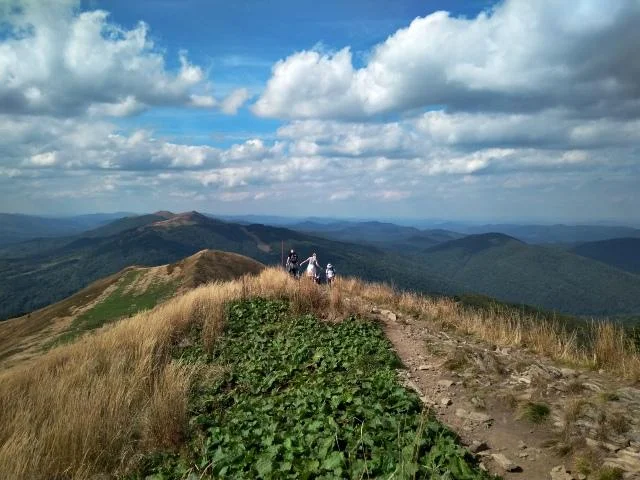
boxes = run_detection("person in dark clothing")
[286,249,299,278]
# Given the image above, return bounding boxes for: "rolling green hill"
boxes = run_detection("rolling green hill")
[417,233,640,315]
[571,238,640,274]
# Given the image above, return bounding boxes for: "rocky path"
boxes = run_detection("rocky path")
[369,306,640,480]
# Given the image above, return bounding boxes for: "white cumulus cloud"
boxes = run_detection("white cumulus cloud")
[221,88,251,115]
[254,0,640,120]
[0,1,244,117]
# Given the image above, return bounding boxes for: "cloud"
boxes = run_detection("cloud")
[329,190,355,201]
[415,110,640,150]
[280,120,421,158]
[0,115,223,171]
[26,151,59,167]
[87,96,146,117]
[0,1,242,117]
[254,0,640,120]
[189,95,217,108]
[2,111,638,221]
[369,190,411,201]
[221,88,251,114]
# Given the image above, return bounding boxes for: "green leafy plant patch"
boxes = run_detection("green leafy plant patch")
[139,299,495,479]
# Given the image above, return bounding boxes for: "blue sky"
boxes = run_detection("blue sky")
[93,0,492,146]
[1,0,640,224]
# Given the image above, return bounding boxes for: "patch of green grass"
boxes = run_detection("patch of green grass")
[575,455,592,475]
[520,402,551,424]
[47,271,178,347]
[136,299,496,479]
[566,380,585,394]
[596,466,624,480]
[599,391,620,402]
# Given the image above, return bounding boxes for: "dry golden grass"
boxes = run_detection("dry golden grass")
[2,267,640,478]
[0,268,355,479]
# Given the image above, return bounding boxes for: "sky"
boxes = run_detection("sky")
[1,0,639,224]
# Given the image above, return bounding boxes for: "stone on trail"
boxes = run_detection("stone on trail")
[437,379,454,388]
[469,440,489,453]
[455,408,492,423]
[550,465,575,480]
[491,453,519,471]
[379,309,397,321]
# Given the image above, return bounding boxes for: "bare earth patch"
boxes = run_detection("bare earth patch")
[123,265,180,296]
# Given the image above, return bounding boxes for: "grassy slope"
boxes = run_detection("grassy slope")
[0,268,125,364]
[419,234,640,315]
[0,250,265,366]
[48,270,179,347]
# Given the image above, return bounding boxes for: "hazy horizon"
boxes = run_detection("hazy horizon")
[2,209,640,229]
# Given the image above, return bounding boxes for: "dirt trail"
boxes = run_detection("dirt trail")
[368,306,640,480]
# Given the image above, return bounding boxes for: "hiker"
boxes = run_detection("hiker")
[325,263,335,286]
[300,252,321,283]
[286,249,299,278]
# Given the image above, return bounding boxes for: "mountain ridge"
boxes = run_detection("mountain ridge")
[3,212,640,319]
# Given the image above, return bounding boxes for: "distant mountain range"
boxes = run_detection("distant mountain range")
[2,211,640,319]
[0,212,135,246]
[439,223,640,244]
[289,220,464,250]
[3,212,639,246]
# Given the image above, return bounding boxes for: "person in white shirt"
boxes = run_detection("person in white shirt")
[300,252,321,283]
[325,263,335,285]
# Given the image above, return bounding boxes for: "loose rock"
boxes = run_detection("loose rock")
[550,465,574,480]
[455,408,493,423]
[491,453,519,472]
[469,440,489,453]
